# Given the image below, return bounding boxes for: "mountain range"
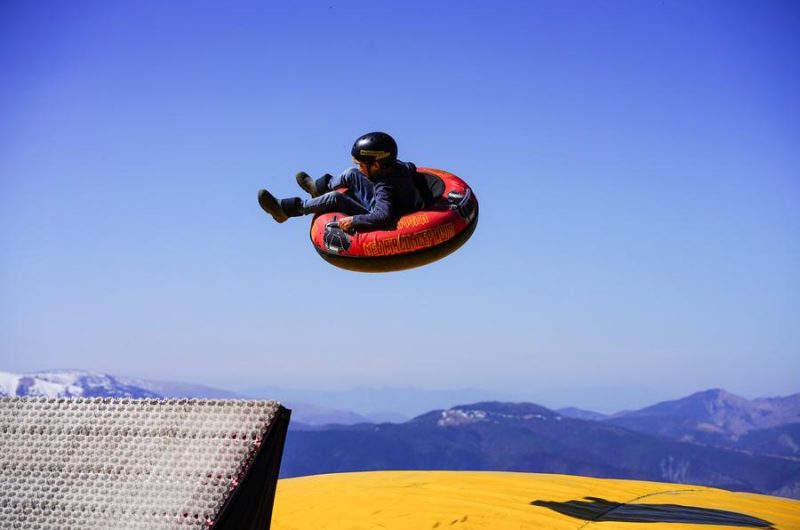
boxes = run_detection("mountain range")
[2,370,798,498]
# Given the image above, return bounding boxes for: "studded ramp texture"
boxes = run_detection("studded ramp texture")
[0,397,290,530]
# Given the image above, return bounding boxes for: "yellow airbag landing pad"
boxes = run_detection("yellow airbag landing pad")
[272,471,799,530]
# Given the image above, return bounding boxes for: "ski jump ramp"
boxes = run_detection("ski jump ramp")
[0,397,291,530]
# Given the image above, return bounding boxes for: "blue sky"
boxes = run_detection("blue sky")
[1,0,798,412]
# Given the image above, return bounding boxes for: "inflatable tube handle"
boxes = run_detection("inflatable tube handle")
[450,188,476,221]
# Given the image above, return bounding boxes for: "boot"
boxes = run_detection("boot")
[258,189,288,223]
[296,172,331,198]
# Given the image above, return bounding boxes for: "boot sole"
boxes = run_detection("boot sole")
[295,172,319,198]
[258,189,288,223]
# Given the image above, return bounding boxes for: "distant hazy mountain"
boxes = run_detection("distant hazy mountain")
[242,385,518,418]
[605,388,800,441]
[557,407,609,421]
[285,402,373,428]
[281,401,800,499]
[115,375,244,399]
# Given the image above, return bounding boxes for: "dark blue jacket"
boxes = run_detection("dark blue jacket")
[352,161,425,230]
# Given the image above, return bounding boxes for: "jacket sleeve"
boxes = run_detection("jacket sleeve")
[351,182,393,230]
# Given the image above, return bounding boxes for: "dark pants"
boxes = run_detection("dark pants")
[301,168,373,216]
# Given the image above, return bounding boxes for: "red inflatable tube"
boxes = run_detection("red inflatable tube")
[309,168,479,273]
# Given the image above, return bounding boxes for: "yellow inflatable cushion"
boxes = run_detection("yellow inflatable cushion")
[272,471,799,530]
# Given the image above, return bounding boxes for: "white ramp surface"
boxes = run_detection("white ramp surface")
[0,397,290,530]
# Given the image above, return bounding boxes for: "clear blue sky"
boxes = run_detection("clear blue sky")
[1,0,798,412]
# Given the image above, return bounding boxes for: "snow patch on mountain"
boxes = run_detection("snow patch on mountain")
[438,409,489,426]
[1,372,85,397]
[0,372,20,396]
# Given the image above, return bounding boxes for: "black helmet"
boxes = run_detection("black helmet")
[351,132,397,165]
